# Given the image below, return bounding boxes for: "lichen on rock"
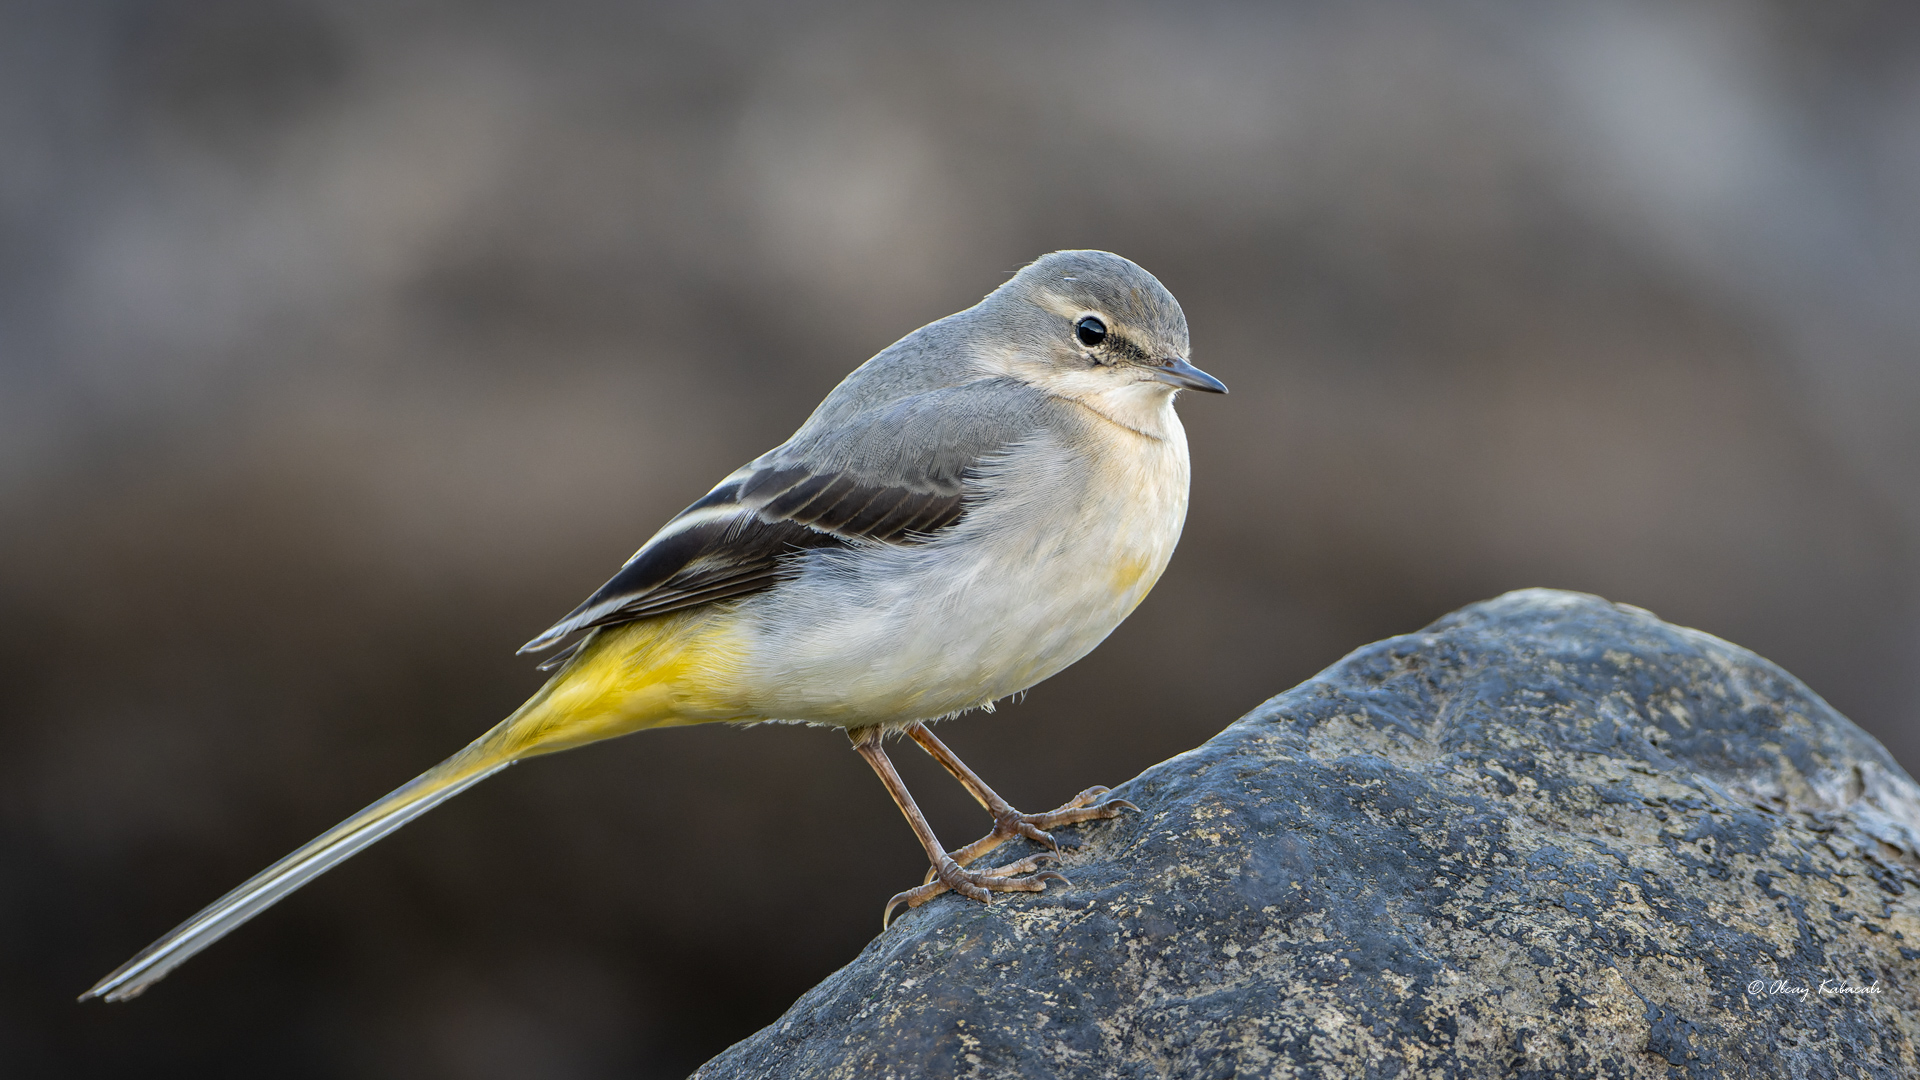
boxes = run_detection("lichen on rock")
[696,589,1920,1078]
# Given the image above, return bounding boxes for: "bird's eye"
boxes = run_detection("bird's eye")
[1075,316,1107,348]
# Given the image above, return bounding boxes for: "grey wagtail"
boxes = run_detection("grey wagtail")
[82,249,1225,1001]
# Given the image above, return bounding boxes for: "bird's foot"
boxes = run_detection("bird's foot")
[882,853,1065,928]
[939,785,1140,875]
[881,786,1138,927]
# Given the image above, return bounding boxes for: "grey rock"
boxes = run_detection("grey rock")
[696,589,1920,1078]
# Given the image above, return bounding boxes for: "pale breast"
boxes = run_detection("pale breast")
[730,393,1191,727]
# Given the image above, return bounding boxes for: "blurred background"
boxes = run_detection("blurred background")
[4,0,1918,1075]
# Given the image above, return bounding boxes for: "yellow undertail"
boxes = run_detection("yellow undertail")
[82,606,754,1002]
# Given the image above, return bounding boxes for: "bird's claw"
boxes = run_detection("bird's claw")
[938,789,1139,874]
[885,854,1067,928]
[887,788,1138,927]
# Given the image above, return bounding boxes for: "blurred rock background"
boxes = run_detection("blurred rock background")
[2,1,1916,1076]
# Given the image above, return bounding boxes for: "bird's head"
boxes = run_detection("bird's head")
[978,250,1226,415]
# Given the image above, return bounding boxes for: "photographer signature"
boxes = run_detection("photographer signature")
[1747,979,1883,999]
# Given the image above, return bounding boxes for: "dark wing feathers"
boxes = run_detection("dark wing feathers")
[520,510,844,655]
[518,465,970,656]
[519,377,1045,659]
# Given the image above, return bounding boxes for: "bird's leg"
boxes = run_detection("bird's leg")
[906,722,1138,874]
[850,726,1066,928]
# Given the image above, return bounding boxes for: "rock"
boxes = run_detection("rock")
[695,589,1920,1078]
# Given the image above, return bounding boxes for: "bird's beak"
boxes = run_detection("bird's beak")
[1151,357,1228,394]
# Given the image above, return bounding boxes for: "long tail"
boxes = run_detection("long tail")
[81,610,743,1002]
[79,734,516,1002]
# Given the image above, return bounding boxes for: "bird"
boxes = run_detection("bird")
[81,248,1226,1002]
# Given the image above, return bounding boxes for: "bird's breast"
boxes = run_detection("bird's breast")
[730,408,1191,727]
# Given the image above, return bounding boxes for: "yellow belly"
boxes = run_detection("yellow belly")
[479,608,758,760]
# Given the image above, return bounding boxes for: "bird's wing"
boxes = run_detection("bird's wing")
[519,377,1048,664]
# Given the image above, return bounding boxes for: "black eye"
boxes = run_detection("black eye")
[1075,316,1107,348]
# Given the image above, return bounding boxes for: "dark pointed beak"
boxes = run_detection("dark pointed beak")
[1152,357,1228,394]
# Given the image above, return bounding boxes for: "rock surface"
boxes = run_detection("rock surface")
[695,589,1920,1078]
